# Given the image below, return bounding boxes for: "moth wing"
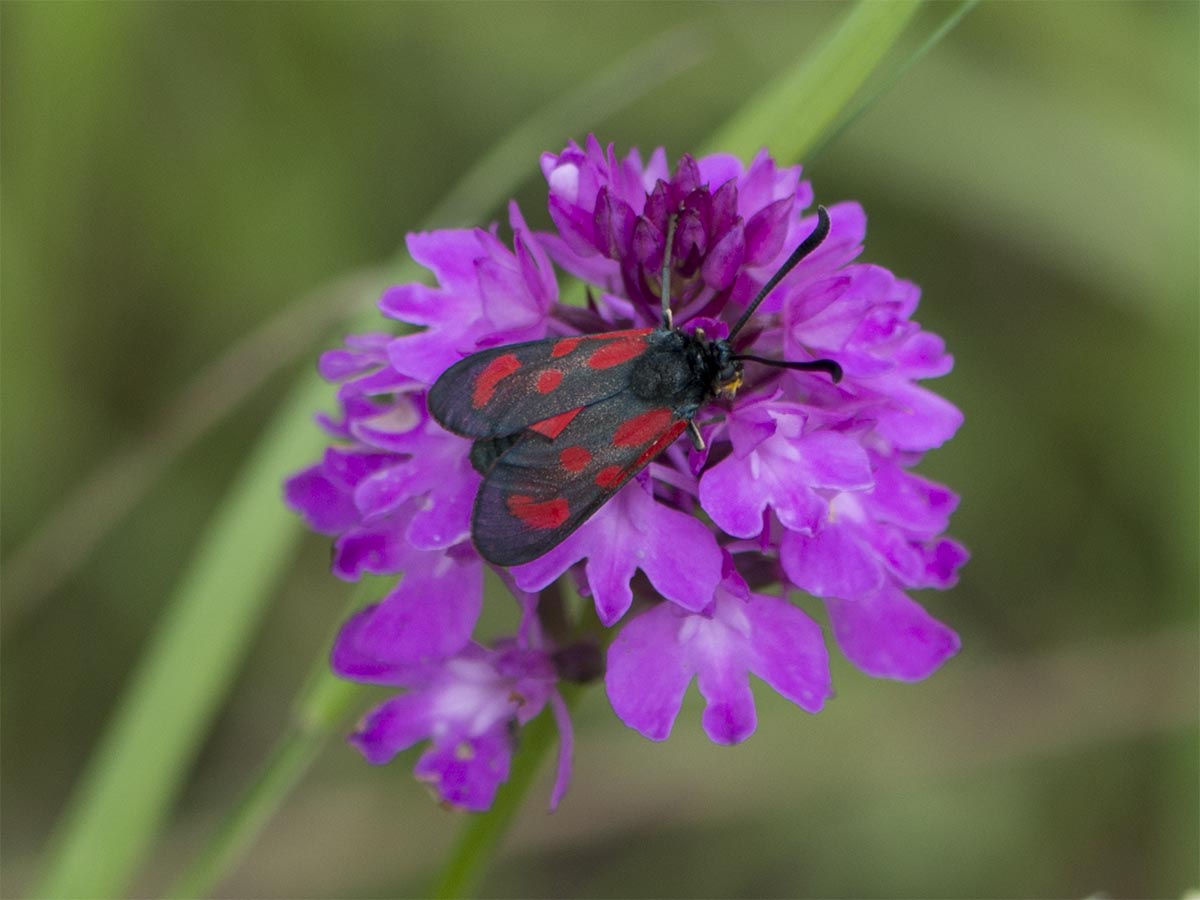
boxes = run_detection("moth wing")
[471,393,687,566]
[427,329,654,439]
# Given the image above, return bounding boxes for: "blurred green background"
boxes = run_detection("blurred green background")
[2,2,1196,898]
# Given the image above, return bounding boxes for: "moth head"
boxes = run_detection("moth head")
[710,340,744,397]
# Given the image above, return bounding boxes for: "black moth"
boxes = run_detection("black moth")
[428,206,841,566]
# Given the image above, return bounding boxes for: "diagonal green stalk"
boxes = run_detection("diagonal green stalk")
[703,0,923,162]
[804,0,978,163]
[29,27,712,900]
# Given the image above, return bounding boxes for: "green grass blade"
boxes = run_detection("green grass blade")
[703,0,923,162]
[805,0,978,162]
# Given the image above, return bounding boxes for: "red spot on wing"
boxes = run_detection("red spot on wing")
[595,465,624,489]
[536,369,564,393]
[631,420,687,470]
[587,335,649,369]
[593,421,686,491]
[529,406,582,439]
[559,446,592,472]
[551,338,581,358]
[599,329,655,338]
[613,408,674,447]
[506,494,569,530]
[472,353,522,408]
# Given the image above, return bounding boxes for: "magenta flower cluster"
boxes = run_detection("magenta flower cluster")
[287,137,967,811]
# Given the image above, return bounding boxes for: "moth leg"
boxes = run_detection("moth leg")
[687,419,705,451]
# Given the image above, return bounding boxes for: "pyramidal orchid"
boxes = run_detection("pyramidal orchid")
[287,136,967,811]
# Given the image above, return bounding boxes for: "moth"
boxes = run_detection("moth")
[428,206,841,566]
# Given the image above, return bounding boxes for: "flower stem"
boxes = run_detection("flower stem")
[430,683,583,900]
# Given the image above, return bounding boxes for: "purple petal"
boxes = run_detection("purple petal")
[825,583,960,681]
[549,191,601,256]
[868,463,959,536]
[379,283,459,327]
[698,452,772,538]
[284,464,360,534]
[510,202,557,305]
[332,518,413,580]
[331,604,424,685]
[513,480,720,625]
[548,691,574,810]
[744,196,793,266]
[794,431,875,492]
[742,592,832,712]
[405,228,493,295]
[737,149,801,216]
[927,537,970,586]
[386,328,464,385]
[694,646,757,744]
[695,152,744,190]
[635,497,723,614]
[725,400,777,460]
[414,726,512,812]
[354,548,483,665]
[606,602,691,740]
[871,380,964,451]
[538,230,620,288]
[355,463,425,520]
[781,523,886,600]
[700,421,869,540]
[349,694,433,764]
[701,219,745,290]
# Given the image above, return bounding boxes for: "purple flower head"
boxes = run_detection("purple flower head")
[288,136,967,810]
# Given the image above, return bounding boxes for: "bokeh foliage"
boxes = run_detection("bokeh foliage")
[2,2,1196,898]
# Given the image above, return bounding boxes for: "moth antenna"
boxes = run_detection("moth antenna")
[734,353,843,383]
[728,205,830,340]
[660,213,678,330]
